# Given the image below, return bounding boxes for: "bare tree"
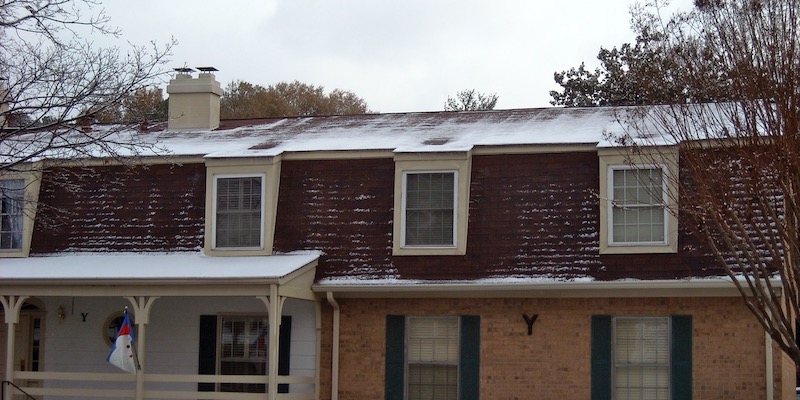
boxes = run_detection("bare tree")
[613,0,800,365]
[0,0,175,173]
[444,89,498,111]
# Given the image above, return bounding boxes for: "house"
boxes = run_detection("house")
[0,69,794,400]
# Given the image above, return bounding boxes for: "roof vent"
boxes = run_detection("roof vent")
[422,138,451,145]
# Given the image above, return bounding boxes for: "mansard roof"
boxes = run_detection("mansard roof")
[2,107,637,164]
[159,107,626,157]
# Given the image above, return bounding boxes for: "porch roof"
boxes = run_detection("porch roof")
[0,251,320,299]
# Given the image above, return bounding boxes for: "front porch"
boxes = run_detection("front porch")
[0,252,321,400]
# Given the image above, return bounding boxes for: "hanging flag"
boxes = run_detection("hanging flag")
[107,309,138,373]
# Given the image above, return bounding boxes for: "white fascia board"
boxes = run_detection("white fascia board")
[313,278,783,299]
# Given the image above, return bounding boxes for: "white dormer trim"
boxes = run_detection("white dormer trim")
[0,162,43,258]
[204,157,282,256]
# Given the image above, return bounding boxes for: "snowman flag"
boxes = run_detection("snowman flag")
[106,308,138,373]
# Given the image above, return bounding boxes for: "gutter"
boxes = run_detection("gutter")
[326,292,340,400]
[766,331,774,400]
[312,278,783,298]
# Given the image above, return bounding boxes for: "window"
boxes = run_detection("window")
[212,175,265,249]
[591,315,692,400]
[407,316,460,400]
[204,158,281,256]
[614,317,670,400]
[598,148,679,254]
[219,316,268,393]
[0,179,24,250]
[104,312,135,346]
[393,153,472,256]
[403,172,456,247]
[609,167,667,245]
[385,315,480,400]
[198,315,292,394]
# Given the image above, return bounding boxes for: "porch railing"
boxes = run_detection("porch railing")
[1,380,37,400]
[12,371,315,400]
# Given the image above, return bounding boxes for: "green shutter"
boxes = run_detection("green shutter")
[386,315,405,400]
[671,315,692,400]
[460,315,480,400]
[278,315,292,394]
[591,315,612,400]
[198,315,217,392]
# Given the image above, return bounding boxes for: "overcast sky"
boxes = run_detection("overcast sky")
[100,0,692,113]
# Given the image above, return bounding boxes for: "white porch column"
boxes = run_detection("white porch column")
[126,296,159,400]
[0,295,28,400]
[258,285,286,400]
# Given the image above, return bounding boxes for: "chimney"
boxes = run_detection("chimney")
[166,67,222,131]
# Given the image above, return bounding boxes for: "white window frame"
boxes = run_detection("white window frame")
[400,170,458,249]
[598,148,678,255]
[405,316,460,400]
[0,163,42,258]
[211,173,266,251]
[612,316,671,400]
[607,164,669,247]
[0,178,25,251]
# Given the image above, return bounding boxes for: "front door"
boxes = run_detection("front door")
[0,305,44,393]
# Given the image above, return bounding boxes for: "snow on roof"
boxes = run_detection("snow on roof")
[2,107,635,162]
[166,108,629,157]
[0,251,320,281]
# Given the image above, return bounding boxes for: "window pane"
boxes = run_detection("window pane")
[408,365,458,400]
[615,318,670,400]
[220,316,268,393]
[215,177,263,248]
[0,179,24,250]
[611,168,666,244]
[405,173,455,246]
[408,317,459,362]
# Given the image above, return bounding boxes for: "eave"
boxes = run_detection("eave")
[0,251,320,300]
[312,277,781,299]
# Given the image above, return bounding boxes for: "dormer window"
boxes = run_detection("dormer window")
[204,157,282,256]
[393,153,471,256]
[598,148,678,254]
[0,163,42,258]
[609,166,667,245]
[402,171,457,247]
[213,175,265,249]
[1,179,24,250]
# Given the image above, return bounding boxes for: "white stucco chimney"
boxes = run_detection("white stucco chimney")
[166,67,222,131]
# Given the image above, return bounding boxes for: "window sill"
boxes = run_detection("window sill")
[600,242,677,255]
[0,249,29,258]
[393,246,466,256]
[204,248,270,257]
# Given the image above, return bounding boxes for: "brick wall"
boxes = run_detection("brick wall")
[318,296,792,400]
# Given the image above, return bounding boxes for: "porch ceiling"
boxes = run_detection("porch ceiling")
[0,251,320,299]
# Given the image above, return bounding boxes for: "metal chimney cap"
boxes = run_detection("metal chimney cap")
[196,67,218,72]
[174,67,195,73]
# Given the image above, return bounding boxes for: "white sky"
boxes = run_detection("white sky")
[99,0,692,114]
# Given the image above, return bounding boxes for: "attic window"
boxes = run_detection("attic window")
[422,138,451,145]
